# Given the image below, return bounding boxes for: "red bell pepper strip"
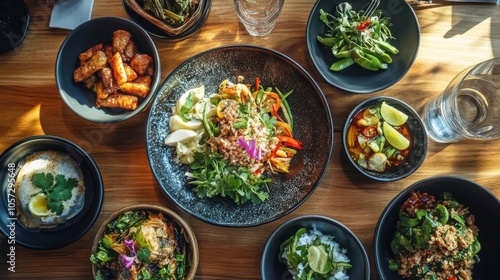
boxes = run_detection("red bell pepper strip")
[356,19,371,31]
[255,77,260,91]
[277,135,302,150]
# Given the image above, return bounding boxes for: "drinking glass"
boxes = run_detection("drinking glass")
[422,57,500,143]
[234,0,285,37]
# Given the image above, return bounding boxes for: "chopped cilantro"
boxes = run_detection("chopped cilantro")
[32,173,78,215]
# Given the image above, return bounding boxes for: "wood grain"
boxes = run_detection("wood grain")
[1,0,500,279]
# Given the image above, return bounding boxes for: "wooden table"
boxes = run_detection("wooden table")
[1,0,500,279]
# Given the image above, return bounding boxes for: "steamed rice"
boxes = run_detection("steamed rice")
[281,228,351,280]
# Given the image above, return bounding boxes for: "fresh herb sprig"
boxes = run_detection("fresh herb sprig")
[186,152,271,205]
[32,173,78,215]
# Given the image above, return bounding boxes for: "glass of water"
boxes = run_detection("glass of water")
[234,0,285,37]
[422,57,500,143]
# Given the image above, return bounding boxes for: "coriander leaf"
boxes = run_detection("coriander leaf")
[136,248,151,263]
[47,201,64,215]
[31,172,79,214]
[32,173,54,191]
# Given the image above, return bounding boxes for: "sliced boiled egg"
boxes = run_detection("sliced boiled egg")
[169,115,202,131]
[165,129,199,146]
[174,86,205,115]
[28,193,51,217]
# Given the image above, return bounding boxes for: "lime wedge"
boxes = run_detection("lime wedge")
[29,193,51,217]
[383,122,410,150]
[307,245,331,274]
[380,101,408,126]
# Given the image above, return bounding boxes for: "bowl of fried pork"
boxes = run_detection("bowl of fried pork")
[55,16,161,123]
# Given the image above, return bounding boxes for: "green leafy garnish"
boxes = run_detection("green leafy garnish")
[136,247,151,263]
[32,172,78,215]
[186,152,271,205]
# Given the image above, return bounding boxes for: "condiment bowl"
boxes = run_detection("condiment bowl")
[374,176,500,279]
[261,215,370,279]
[55,16,161,123]
[342,96,427,181]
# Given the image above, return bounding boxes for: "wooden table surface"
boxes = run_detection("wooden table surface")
[2,0,500,279]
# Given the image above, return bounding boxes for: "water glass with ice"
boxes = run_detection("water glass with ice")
[422,57,500,143]
[234,0,285,37]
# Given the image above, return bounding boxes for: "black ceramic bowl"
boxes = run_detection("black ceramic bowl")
[146,45,334,227]
[55,16,161,123]
[261,215,370,279]
[342,96,427,181]
[0,135,103,249]
[306,0,420,93]
[0,0,30,53]
[121,0,212,41]
[374,176,500,279]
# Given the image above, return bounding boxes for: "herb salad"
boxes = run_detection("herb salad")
[317,2,399,71]
[91,209,191,280]
[164,76,302,205]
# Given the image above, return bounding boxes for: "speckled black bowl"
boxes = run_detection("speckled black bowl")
[374,176,500,279]
[342,96,427,181]
[146,45,334,227]
[261,215,370,279]
[0,135,103,249]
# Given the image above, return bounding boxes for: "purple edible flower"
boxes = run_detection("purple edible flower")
[238,138,262,160]
[120,239,137,269]
[124,239,136,255]
[121,254,135,269]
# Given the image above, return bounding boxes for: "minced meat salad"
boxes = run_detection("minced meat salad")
[388,191,480,280]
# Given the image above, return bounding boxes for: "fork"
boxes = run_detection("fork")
[363,0,380,18]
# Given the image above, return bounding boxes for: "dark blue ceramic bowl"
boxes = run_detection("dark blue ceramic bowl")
[306,0,420,93]
[342,96,427,181]
[55,16,161,123]
[0,135,103,249]
[261,215,370,279]
[374,176,500,279]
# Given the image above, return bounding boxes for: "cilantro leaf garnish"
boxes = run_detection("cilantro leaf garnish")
[136,247,151,264]
[31,172,79,215]
[186,152,271,205]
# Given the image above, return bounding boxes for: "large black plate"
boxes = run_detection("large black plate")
[0,135,104,249]
[146,45,334,227]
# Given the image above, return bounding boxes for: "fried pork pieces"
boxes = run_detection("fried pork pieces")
[73,30,154,110]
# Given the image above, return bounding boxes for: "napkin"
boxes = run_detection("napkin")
[49,0,95,30]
